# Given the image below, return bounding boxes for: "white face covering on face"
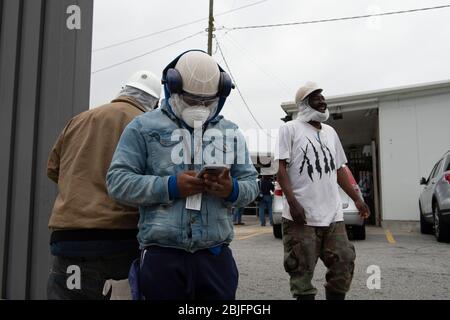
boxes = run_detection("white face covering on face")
[169,94,219,128]
[297,99,330,123]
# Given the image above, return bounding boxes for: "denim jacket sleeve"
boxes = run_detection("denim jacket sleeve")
[226,129,259,208]
[106,119,171,206]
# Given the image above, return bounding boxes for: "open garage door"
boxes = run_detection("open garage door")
[327,108,381,226]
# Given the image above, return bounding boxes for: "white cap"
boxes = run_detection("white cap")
[175,51,220,96]
[126,70,161,99]
[295,81,323,105]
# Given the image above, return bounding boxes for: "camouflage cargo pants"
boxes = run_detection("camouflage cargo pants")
[282,218,356,298]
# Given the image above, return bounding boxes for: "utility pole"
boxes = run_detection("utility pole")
[207,0,214,55]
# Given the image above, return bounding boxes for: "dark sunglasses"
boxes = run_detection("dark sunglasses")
[181,91,219,106]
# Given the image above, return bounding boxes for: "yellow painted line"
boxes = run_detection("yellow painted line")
[385,229,396,244]
[236,228,272,240]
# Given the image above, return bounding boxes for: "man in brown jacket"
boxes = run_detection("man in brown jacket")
[46,70,161,300]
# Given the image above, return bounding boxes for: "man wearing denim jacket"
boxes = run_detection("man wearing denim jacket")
[107,50,259,300]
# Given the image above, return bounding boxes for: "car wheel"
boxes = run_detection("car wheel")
[419,201,433,235]
[352,224,366,240]
[273,223,282,239]
[434,204,450,243]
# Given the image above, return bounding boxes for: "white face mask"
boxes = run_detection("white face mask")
[297,100,330,123]
[181,107,212,128]
[169,94,219,128]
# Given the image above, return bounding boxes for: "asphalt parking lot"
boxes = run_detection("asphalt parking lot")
[230,215,450,300]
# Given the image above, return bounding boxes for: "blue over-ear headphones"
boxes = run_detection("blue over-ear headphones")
[162,49,234,98]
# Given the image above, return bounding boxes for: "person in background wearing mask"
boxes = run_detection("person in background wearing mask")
[46,71,161,300]
[276,82,370,300]
[107,50,259,300]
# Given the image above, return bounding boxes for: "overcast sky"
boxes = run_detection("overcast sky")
[90,0,450,134]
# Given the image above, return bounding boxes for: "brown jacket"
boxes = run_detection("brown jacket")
[47,96,146,230]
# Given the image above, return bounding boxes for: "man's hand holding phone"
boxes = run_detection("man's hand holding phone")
[177,171,206,198]
[201,165,233,199]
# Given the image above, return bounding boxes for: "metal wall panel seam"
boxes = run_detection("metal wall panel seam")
[6,0,45,298]
[25,0,46,300]
[0,0,24,300]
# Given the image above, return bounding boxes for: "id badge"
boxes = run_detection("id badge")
[186,193,202,211]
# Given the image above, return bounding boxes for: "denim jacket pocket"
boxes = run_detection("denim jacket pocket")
[203,196,233,242]
[144,131,182,174]
[139,209,180,245]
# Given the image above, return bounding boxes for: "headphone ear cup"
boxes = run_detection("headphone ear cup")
[218,72,233,98]
[166,68,183,95]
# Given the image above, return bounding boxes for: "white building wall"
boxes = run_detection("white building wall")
[379,91,450,221]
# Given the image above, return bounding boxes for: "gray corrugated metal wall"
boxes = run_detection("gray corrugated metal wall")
[0,0,93,299]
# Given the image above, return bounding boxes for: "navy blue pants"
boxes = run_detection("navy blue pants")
[139,246,239,300]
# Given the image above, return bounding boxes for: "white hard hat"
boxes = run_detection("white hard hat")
[175,51,220,96]
[295,81,323,105]
[125,70,161,99]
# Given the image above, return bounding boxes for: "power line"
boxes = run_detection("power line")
[91,31,203,74]
[223,33,293,97]
[215,38,269,134]
[93,19,206,53]
[92,0,269,52]
[222,4,450,31]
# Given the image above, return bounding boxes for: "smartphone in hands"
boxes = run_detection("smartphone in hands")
[197,165,229,179]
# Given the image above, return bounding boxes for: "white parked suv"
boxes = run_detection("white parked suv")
[419,150,450,242]
[272,167,366,240]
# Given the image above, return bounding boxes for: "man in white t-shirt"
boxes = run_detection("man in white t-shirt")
[276,82,370,300]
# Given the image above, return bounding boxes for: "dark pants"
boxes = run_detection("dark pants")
[258,195,273,226]
[139,246,239,300]
[47,251,138,300]
[233,207,244,224]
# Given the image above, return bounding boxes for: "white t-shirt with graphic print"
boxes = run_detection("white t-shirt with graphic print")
[276,120,347,227]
